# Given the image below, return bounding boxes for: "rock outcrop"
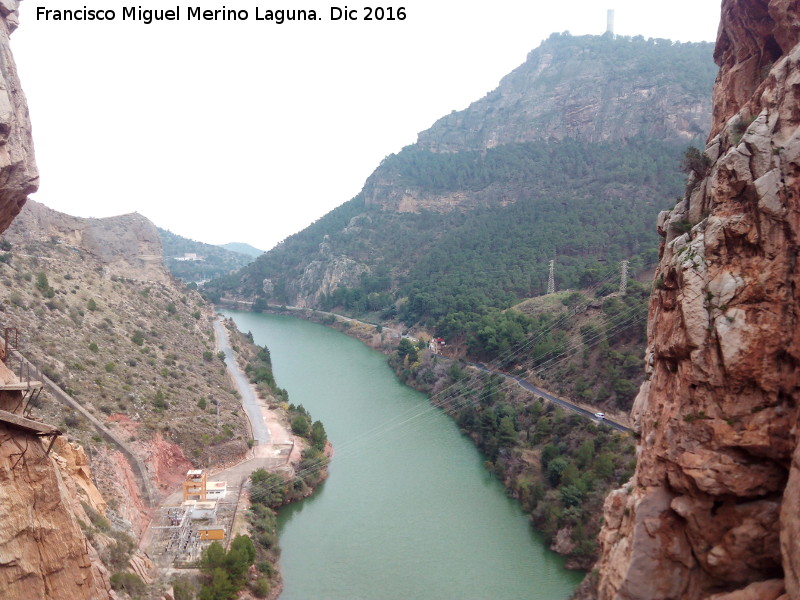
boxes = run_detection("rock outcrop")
[417,33,714,154]
[0,362,113,600]
[0,5,114,598]
[9,199,169,283]
[0,1,38,233]
[591,1,800,598]
[289,252,370,308]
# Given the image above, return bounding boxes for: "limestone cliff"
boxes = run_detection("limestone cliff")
[590,1,800,599]
[0,4,114,598]
[416,33,714,154]
[0,0,37,234]
[287,235,371,308]
[12,199,168,283]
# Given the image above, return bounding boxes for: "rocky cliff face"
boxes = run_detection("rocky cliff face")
[416,33,715,154]
[12,199,169,283]
[0,5,114,598]
[591,1,800,599]
[0,424,112,600]
[0,366,113,600]
[0,1,37,233]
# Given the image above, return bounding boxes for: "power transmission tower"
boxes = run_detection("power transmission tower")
[547,260,555,294]
[620,260,629,294]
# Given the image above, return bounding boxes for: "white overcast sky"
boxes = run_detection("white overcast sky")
[14,1,722,251]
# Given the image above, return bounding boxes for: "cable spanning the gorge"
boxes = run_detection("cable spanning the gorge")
[251,266,647,496]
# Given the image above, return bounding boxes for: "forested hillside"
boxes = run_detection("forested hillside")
[158,227,256,283]
[205,32,714,409]
[206,33,713,315]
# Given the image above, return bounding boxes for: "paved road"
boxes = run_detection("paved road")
[213,318,271,445]
[467,362,633,434]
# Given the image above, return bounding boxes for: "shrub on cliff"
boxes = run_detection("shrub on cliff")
[290,414,310,436]
[110,572,146,598]
[250,469,287,508]
[198,537,255,599]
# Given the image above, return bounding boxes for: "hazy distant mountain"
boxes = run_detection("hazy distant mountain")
[220,242,263,258]
[157,227,256,283]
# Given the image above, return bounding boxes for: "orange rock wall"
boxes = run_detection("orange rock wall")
[593,1,800,599]
[0,5,112,597]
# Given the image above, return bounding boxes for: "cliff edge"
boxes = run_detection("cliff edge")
[590,1,800,599]
[0,0,37,232]
[0,4,113,598]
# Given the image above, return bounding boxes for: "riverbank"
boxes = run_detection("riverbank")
[146,316,330,600]
[219,316,331,597]
[222,305,634,572]
[218,309,583,599]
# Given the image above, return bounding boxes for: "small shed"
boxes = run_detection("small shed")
[206,481,227,501]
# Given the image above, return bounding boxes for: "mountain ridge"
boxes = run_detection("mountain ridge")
[205,32,716,325]
[417,33,715,154]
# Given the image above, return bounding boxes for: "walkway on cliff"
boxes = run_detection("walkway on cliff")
[0,340,156,506]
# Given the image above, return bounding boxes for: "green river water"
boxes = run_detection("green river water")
[221,310,582,600]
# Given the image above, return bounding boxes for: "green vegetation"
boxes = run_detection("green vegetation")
[207,136,686,335]
[36,271,55,298]
[102,530,137,571]
[110,572,146,598]
[197,536,256,600]
[396,364,635,567]
[158,228,256,283]
[680,146,712,179]
[246,443,329,594]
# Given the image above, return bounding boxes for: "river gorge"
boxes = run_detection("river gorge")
[221,309,581,599]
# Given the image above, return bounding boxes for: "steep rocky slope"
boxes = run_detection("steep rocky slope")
[589,1,800,599]
[0,3,115,598]
[0,200,251,501]
[0,205,253,598]
[415,33,714,154]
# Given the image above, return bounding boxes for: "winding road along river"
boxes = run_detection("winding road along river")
[221,310,582,600]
